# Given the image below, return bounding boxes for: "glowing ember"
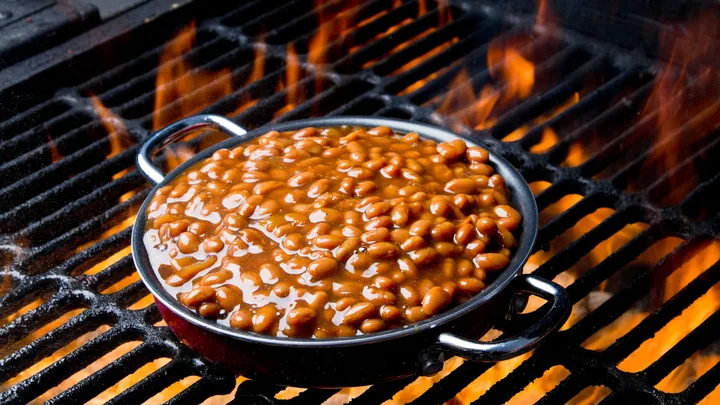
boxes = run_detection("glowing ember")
[436,38,536,132]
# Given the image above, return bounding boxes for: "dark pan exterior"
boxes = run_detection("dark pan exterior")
[132,117,539,387]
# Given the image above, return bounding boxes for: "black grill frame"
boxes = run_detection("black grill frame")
[0,0,719,403]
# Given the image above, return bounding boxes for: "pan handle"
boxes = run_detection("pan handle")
[137,114,248,185]
[420,274,570,376]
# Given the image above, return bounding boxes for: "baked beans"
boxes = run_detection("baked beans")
[144,126,522,338]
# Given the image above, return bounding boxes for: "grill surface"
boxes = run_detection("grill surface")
[1,0,719,404]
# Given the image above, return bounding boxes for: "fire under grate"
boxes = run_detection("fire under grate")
[1,0,719,403]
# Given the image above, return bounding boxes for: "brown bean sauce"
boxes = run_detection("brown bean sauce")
[144,126,522,338]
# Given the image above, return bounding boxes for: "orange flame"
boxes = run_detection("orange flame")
[46,133,63,164]
[639,14,719,204]
[230,44,265,117]
[152,21,233,131]
[90,96,131,159]
[437,39,535,131]
[488,46,535,103]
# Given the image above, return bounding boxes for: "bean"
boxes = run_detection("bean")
[342,225,363,238]
[408,201,425,217]
[253,181,284,195]
[308,179,331,198]
[474,253,510,271]
[310,208,342,224]
[455,223,475,244]
[365,216,392,230]
[465,239,487,258]
[400,236,426,252]
[335,237,361,262]
[364,157,386,171]
[354,181,376,197]
[168,220,189,237]
[283,233,305,250]
[496,224,517,248]
[465,146,488,162]
[347,252,373,270]
[287,307,317,328]
[493,205,522,232]
[445,178,477,194]
[422,286,452,316]
[458,277,485,294]
[215,285,242,311]
[336,297,357,311]
[308,222,331,239]
[368,126,393,136]
[475,217,498,235]
[307,291,329,311]
[368,242,400,259]
[199,302,222,318]
[200,270,232,286]
[344,302,377,325]
[437,141,463,160]
[432,222,456,241]
[308,257,339,280]
[405,306,428,322]
[374,276,397,290]
[366,202,391,218]
[314,235,344,250]
[390,205,410,226]
[399,286,420,306]
[402,132,419,143]
[411,247,438,265]
[338,177,356,194]
[398,257,419,279]
[294,127,319,138]
[366,287,397,306]
[177,232,200,254]
[362,227,390,243]
[470,162,494,176]
[230,309,253,330]
[273,282,292,298]
[439,279,456,296]
[417,278,435,296]
[288,171,317,187]
[429,196,451,217]
[361,318,385,333]
[238,195,263,217]
[358,196,383,209]
[253,306,278,333]
[379,305,402,322]
[177,256,217,280]
[435,241,457,256]
[391,228,411,244]
[409,219,433,237]
[336,325,358,337]
[182,286,216,307]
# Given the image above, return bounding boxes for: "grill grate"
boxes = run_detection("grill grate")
[1,0,719,403]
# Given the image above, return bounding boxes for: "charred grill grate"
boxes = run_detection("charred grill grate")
[0,0,719,403]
